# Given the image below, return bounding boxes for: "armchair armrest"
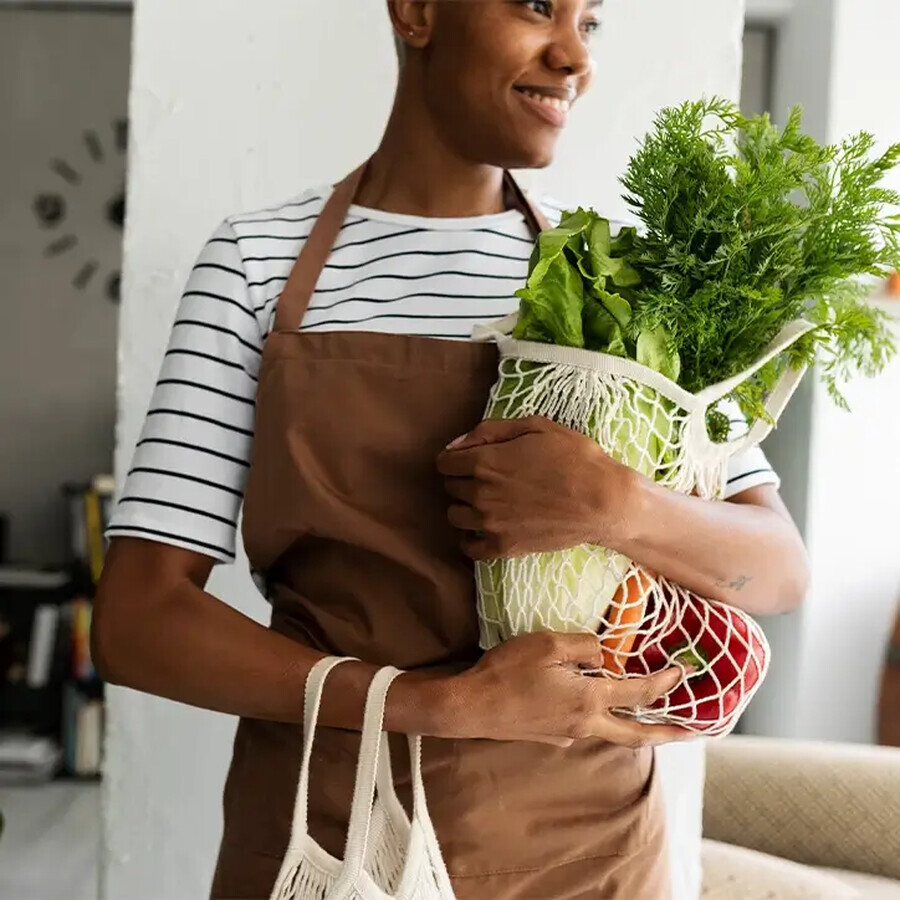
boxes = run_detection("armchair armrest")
[703,735,900,880]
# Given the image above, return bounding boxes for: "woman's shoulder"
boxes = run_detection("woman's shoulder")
[223,187,330,237]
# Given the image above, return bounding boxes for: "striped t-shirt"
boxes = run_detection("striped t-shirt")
[107,187,779,563]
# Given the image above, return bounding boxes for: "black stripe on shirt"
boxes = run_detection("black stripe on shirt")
[136,437,250,468]
[172,320,262,355]
[193,262,246,280]
[246,247,532,294]
[182,291,258,322]
[164,348,259,380]
[475,228,534,244]
[313,269,524,296]
[303,290,515,317]
[156,378,256,407]
[331,228,428,253]
[305,310,517,328]
[118,496,237,528]
[105,524,234,559]
[324,247,531,270]
[727,468,773,486]
[240,227,430,264]
[248,274,291,291]
[146,407,255,437]
[235,217,367,240]
[127,466,245,498]
[229,194,322,224]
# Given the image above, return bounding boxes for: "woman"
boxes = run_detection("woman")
[94,1,810,898]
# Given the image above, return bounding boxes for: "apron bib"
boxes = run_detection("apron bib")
[211,166,670,900]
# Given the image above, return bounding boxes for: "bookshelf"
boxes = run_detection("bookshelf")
[0,475,113,782]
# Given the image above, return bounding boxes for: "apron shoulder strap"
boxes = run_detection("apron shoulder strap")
[274,164,549,334]
[503,170,552,235]
[273,164,367,334]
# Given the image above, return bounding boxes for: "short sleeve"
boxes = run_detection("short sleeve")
[106,221,262,562]
[720,400,781,499]
[724,447,780,498]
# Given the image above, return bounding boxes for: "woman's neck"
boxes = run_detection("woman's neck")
[355,84,507,219]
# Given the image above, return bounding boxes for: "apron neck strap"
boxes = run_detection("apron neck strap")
[273,163,551,334]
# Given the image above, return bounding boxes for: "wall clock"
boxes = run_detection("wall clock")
[32,117,128,304]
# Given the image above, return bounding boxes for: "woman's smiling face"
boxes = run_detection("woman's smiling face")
[393,0,601,170]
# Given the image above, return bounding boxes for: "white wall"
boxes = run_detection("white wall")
[108,1,745,898]
[740,0,900,744]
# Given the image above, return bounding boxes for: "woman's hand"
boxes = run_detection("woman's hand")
[436,416,634,560]
[441,632,693,748]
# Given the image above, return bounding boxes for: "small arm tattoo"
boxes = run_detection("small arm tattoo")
[716,575,754,592]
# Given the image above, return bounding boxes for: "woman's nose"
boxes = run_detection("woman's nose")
[545,26,594,78]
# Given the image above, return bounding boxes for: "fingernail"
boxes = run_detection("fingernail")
[446,434,468,450]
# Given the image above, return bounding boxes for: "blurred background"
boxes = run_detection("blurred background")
[0,1,897,898]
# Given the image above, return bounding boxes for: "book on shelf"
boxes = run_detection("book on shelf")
[0,568,69,591]
[26,604,59,689]
[64,474,114,587]
[0,570,68,694]
[62,683,103,777]
[68,598,95,683]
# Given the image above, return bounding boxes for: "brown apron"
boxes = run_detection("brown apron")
[211,166,670,900]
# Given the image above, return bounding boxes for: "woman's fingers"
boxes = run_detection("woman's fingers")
[447,504,483,531]
[602,666,686,708]
[443,477,478,504]
[546,631,608,669]
[593,712,694,748]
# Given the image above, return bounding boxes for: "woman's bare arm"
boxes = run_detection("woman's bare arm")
[437,416,809,616]
[92,537,691,747]
[612,482,810,616]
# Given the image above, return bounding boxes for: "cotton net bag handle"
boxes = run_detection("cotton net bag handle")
[270,659,451,900]
[274,655,356,863]
[474,312,816,461]
[269,658,397,899]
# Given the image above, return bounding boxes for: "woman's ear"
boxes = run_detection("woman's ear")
[387,0,434,52]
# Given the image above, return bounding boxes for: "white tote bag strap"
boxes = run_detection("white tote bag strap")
[694,319,815,407]
[283,656,357,851]
[690,318,816,455]
[472,312,519,342]
[336,666,404,885]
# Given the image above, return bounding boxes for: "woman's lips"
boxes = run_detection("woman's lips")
[514,87,573,128]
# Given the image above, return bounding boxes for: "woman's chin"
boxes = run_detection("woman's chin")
[499,141,559,172]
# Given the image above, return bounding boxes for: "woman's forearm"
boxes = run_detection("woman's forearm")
[92,541,455,736]
[93,541,694,751]
[605,475,810,616]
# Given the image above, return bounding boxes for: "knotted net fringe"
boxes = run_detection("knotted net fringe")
[270,804,406,900]
[271,801,450,900]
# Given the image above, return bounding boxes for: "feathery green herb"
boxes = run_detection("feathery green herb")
[621,98,900,422]
[513,98,900,432]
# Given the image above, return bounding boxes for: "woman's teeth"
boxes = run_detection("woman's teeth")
[519,90,571,113]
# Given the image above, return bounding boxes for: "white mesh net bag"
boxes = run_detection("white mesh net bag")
[472,315,814,736]
[269,659,456,900]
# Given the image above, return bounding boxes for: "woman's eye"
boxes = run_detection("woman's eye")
[521,0,553,18]
[582,17,601,38]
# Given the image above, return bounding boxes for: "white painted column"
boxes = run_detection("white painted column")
[109,2,745,898]
[740,0,900,744]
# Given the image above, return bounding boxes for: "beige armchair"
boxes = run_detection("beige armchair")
[701,736,900,898]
